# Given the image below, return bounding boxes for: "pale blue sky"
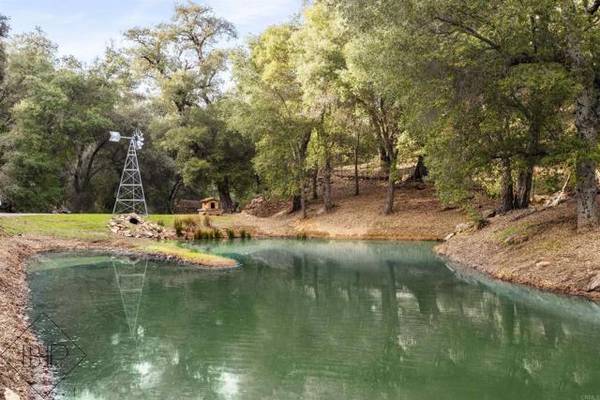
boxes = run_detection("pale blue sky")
[0,0,302,62]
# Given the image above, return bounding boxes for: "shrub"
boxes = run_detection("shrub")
[174,218,184,237]
[213,229,223,239]
[156,219,165,227]
[193,227,205,240]
[239,229,251,240]
[182,216,199,229]
[226,228,235,240]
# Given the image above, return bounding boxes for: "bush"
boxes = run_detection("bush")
[174,218,184,237]
[213,229,223,239]
[182,216,199,229]
[203,215,212,227]
[193,227,205,240]
[226,228,235,240]
[156,219,165,227]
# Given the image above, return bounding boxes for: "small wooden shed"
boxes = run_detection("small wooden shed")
[199,197,222,215]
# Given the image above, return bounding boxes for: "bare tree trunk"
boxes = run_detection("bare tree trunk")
[514,165,533,209]
[384,152,397,215]
[168,176,182,214]
[311,167,318,200]
[291,195,302,213]
[322,156,333,211]
[379,145,391,173]
[217,178,235,213]
[354,132,360,196]
[300,183,307,219]
[409,155,428,182]
[499,158,515,213]
[568,29,600,231]
[574,84,600,230]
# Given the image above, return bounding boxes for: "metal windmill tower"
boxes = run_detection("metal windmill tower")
[110,129,148,215]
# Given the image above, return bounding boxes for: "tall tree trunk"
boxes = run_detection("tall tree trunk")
[409,155,428,182]
[322,156,333,211]
[514,121,540,209]
[354,136,360,196]
[574,84,600,230]
[514,165,533,209]
[379,145,391,173]
[311,167,318,200]
[217,178,234,213]
[499,158,515,213]
[291,195,302,213]
[384,151,397,215]
[568,29,600,231]
[168,176,182,214]
[300,183,307,219]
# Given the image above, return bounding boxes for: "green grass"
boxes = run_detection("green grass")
[0,213,233,240]
[0,213,239,267]
[495,223,531,243]
[0,214,113,239]
[142,241,237,268]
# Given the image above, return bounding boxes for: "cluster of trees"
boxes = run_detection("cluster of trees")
[0,1,599,232]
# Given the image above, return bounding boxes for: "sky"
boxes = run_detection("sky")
[0,0,302,63]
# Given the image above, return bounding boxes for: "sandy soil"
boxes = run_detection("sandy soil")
[437,199,600,301]
[233,179,479,240]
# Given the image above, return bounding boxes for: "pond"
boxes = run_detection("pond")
[28,239,600,399]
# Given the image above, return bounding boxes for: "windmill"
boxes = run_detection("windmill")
[112,257,148,339]
[110,129,148,215]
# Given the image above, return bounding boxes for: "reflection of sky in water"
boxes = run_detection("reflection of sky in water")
[28,240,600,400]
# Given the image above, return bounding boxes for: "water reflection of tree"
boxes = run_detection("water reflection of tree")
[29,244,600,400]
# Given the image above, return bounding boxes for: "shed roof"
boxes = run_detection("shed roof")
[200,197,218,203]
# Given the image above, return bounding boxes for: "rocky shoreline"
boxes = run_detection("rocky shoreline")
[435,201,600,302]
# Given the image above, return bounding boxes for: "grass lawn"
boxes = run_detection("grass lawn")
[0,213,238,267]
[0,213,233,239]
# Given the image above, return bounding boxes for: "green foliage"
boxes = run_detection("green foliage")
[173,218,185,237]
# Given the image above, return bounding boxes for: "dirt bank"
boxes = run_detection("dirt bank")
[234,179,600,302]
[436,199,600,301]
[234,180,482,240]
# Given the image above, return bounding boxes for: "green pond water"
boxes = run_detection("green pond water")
[28,239,600,400]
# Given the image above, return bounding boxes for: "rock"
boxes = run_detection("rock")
[544,191,570,208]
[482,209,496,219]
[243,196,290,217]
[108,214,174,240]
[443,232,455,241]
[504,233,529,245]
[586,274,600,292]
[4,388,20,400]
[535,261,551,268]
[455,223,473,233]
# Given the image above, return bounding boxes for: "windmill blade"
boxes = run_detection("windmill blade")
[109,131,122,142]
